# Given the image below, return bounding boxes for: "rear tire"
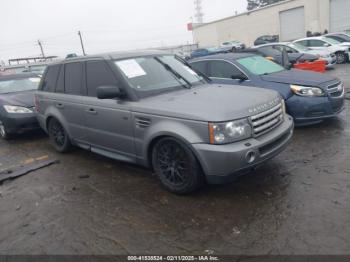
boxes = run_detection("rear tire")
[335,52,346,64]
[152,137,204,194]
[47,118,72,153]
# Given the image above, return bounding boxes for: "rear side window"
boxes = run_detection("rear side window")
[309,40,325,47]
[64,62,83,95]
[296,40,308,47]
[207,60,241,79]
[41,65,60,92]
[86,61,116,97]
[190,61,208,75]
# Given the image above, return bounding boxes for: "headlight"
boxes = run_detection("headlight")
[290,85,325,97]
[3,105,33,114]
[209,119,252,144]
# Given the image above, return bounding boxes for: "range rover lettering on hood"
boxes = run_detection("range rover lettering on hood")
[248,97,280,114]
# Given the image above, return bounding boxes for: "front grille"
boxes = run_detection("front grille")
[327,82,344,98]
[250,103,284,137]
[259,131,291,156]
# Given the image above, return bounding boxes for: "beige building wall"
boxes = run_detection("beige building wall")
[193,0,331,48]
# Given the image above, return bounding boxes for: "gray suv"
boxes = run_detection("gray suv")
[35,51,294,194]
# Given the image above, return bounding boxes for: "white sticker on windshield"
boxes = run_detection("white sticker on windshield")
[116,59,146,78]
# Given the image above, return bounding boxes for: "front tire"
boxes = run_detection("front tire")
[47,118,72,153]
[152,137,204,194]
[335,52,346,64]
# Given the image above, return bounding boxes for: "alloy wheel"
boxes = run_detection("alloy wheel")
[156,141,190,186]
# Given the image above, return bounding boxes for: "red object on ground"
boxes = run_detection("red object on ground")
[293,59,327,73]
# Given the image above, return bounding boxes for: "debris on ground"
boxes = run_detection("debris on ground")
[0,159,59,184]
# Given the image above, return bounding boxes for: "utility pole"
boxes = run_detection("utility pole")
[194,0,204,24]
[78,31,86,56]
[37,39,45,58]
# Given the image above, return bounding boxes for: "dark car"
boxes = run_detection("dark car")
[248,45,319,66]
[254,35,279,46]
[0,73,41,139]
[189,53,345,126]
[190,47,231,59]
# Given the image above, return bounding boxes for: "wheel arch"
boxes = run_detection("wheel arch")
[145,132,205,173]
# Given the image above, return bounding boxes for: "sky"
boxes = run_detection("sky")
[0,0,247,62]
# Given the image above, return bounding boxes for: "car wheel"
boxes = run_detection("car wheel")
[152,137,204,194]
[0,120,10,140]
[48,118,72,153]
[335,52,346,64]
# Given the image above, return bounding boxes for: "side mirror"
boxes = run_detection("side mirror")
[323,43,331,47]
[231,73,248,81]
[96,85,122,99]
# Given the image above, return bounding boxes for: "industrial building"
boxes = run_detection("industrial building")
[193,0,350,47]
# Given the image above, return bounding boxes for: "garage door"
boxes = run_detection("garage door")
[330,0,350,32]
[279,7,305,41]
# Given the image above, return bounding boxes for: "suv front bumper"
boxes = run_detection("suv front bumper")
[192,115,294,184]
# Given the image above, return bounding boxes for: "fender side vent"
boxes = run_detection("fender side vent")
[135,117,151,128]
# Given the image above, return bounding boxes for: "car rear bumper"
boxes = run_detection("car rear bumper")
[1,113,39,134]
[192,115,294,184]
[325,56,337,68]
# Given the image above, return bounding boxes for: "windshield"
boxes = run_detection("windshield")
[289,42,309,52]
[114,55,203,92]
[324,37,341,45]
[0,77,41,94]
[237,55,285,75]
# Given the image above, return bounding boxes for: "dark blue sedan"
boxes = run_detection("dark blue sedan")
[189,53,345,125]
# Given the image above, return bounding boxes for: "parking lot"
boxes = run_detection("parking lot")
[0,64,349,255]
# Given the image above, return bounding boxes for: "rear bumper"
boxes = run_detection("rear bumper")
[1,113,39,134]
[325,56,337,68]
[192,115,294,184]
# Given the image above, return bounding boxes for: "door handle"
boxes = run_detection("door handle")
[86,108,98,115]
[56,103,64,109]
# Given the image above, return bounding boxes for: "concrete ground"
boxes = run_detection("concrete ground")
[0,64,350,255]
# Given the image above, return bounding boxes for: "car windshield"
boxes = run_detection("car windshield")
[324,37,341,45]
[114,55,203,92]
[237,55,285,75]
[0,77,41,94]
[289,42,309,51]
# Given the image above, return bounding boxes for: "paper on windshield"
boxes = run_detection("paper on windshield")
[116,59,146,78]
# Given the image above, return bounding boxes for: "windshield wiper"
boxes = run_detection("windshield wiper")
[175,55,212,83]
[154,57,192,89]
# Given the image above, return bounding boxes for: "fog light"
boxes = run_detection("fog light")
[246,151,257,164]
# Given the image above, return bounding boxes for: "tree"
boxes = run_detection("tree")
[247,0,285,11]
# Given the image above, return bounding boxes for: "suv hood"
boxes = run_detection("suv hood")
[0,90,35,107]
[131,84,280,122]
[261,69,337,87]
